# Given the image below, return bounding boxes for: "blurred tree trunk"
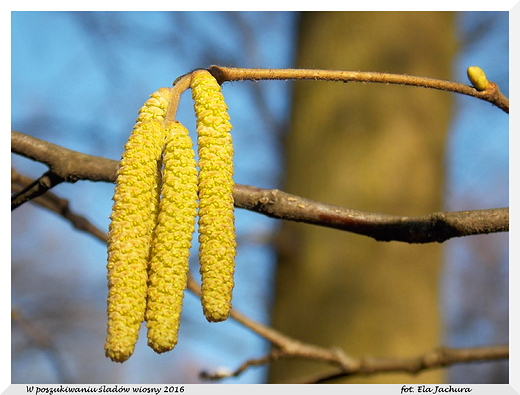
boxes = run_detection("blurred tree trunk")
[268,11,456,384]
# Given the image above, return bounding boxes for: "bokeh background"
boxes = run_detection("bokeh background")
[11,11,509,384]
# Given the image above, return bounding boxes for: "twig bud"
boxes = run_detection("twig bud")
[467,66,489,91]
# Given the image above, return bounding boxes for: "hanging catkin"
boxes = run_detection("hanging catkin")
[105,88,172,362]
[191,70,236,322]
[146,120,198,353]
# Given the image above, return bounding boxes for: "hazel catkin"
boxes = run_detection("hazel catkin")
[145,121,198,353]
[191,70,236,322]
[105,88,172,362]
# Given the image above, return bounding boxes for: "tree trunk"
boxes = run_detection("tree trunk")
[268,11,456,384]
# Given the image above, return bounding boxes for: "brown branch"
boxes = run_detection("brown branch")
[11,130,117,210]
[233,184,508,243]
[208,66,509,113]
[11,167,108,242]
[188,274,359,379]
[201,343,509,382]
[299,345,509,384]
[12,131,508,242]
[11,130,118,183]
[187,275,351,363]
[193,281,508,383]
[11,169,64,210]
[189,275,508,382]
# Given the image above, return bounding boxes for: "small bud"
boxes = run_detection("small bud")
[467,66,489,91]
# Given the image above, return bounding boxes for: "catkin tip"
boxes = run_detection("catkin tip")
[105,346,133,363]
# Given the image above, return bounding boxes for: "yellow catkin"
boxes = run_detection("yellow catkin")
[105,88,172,362]
[191,70,236,322]
[467,66,489,91]
[146,121,198,353]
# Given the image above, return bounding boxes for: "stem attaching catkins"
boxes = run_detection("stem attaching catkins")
[191,70,236,322]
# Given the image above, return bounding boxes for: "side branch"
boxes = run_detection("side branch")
[12,132,508,242]
[208,66,509,114]
[234,184,508,243]
[11,130,118,183]
[11,168,108,242]
[11,170,64,210]
[201,344,509,383]
[193,271,508,382]
[298,345,509,384]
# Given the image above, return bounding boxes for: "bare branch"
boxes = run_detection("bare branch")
[11,167,108,242]
[299,345,509,384]
[188,274,360,379]
[233,184,508,243]
[12,131,508,242]
[208,66,509,113]
[11,130,118,183]
[11,170,64,210]
[201,344,509,383]
[189,275,508,382]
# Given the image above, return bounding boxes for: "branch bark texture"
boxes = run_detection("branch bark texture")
[12,131,508,242]
[12,131,508,243]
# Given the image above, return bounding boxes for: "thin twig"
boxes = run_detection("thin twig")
[11,167,107,242]
[187,274,351,365]
[201,344,509,382]
[299,345,510,384]
[11,170,64,210]
[12,131,508,242]
[208,66,509,113]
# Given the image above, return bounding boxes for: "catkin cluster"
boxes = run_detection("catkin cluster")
[105,70,235,362]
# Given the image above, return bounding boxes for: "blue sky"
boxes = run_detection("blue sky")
[10,11,511,384]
